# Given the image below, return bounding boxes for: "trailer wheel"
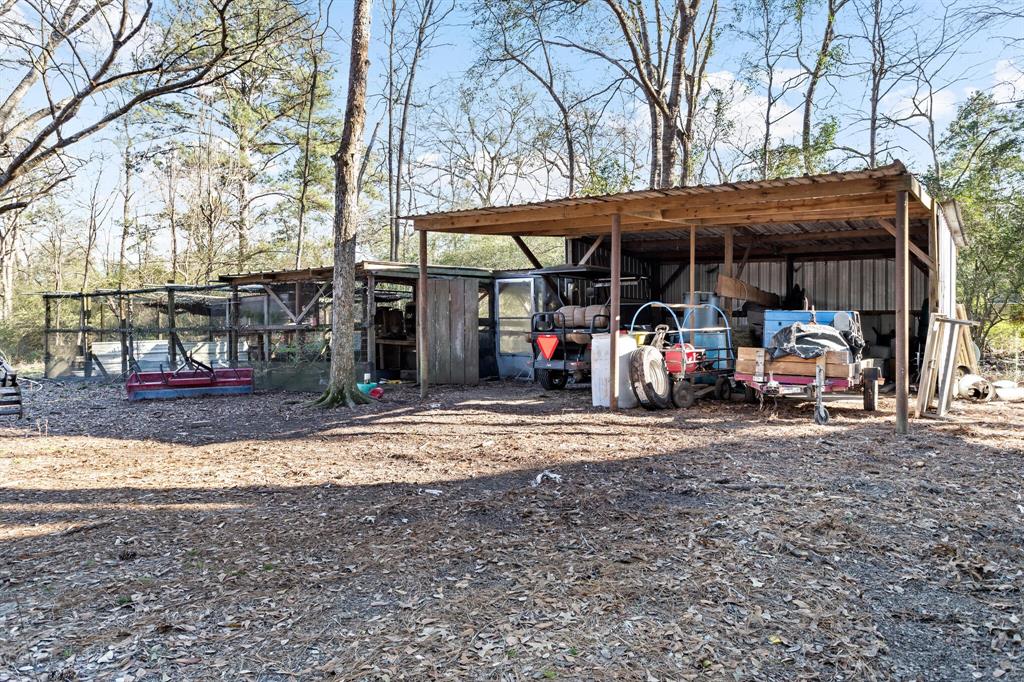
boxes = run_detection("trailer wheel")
[863,368,879,412]
[743,383,758,404]
[714,377,731,400]
[671,380,696,409]
[814,405,830,425]
[536,369,567,390]
[629,346,671,410]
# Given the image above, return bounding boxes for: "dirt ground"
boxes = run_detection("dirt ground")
[1,380,1023,681]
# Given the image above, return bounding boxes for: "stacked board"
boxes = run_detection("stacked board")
[735,347,856,379]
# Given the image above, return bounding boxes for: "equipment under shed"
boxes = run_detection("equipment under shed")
[407,162,965,434]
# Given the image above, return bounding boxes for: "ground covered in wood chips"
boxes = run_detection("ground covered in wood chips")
[2,381,1023,681]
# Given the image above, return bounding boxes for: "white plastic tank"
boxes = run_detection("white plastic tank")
[592,332,639,408]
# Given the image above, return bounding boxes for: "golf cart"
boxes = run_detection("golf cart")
[527,265,621,389]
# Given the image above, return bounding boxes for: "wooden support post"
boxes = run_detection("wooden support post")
[928,208,939,312]
[723,227,734,324]
[43,297,52,378]
[119,294,129,376]
[229,286,240,368]
[689,225,696,344]
[366,273,376,381]
[78,296,90,378]
[785,254,795,295]
[610,214,622,411]
[418,229,429,399]
[262,293,270,362]
[167,288,177,368]
[895,190,910,435]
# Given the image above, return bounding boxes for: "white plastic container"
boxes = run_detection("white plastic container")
[592,332,639,408]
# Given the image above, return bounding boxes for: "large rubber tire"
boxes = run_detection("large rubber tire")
[743,383,758,404]
[863,374,879,412]
[714,377,731,400]
[536,369,567,390]
[629,346,672,410]
[671,380,696,409]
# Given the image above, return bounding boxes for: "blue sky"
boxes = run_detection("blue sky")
[13,0,1023,266]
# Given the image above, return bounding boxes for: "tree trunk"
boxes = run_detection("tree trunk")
[317,0,373,408]
[296,46,319,269]
[648,104,661,189]
[801,0,845,174]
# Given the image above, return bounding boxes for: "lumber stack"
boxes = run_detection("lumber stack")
[735,346,856,379]
[716,274,780,307]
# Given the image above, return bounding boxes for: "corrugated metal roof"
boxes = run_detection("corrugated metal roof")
[405,162,911,221]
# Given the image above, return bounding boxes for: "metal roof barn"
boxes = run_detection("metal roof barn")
[406,162,962,434]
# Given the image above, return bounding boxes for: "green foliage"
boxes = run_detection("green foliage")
[579,159,636,196]
[928,92,1024,350]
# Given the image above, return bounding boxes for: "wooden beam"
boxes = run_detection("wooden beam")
[263,284,298,323]
[895,191,910,434]
[626,226,929,252]
[414,175,915,230]
[422,202,933,238]
[716,274,780,307]
[736,240,753,278]
[512,235,543,269]
[610,215,621,411]
[660,264,685,297]
[879,218,934,271]
[418,230,429,399]
[577,235,605,265]
[295,282,330,324]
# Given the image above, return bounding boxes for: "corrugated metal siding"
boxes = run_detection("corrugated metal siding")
[659,258,926,312]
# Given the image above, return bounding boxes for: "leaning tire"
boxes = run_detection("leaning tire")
[629,346,671,410]
[536,369,567,390]
[671,380,696,408]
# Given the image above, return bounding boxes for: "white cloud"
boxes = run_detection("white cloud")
[993,59,1024,103]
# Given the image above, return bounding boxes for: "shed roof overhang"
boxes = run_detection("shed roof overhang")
[406,162,936,263]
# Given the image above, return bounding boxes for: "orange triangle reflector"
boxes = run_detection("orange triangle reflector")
[537,334,559,360]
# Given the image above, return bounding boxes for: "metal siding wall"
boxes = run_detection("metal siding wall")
[659,257,928,312]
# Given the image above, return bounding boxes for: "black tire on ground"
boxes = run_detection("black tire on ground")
[629,346,672,410]
[863,368,879,411]
[671,380,696,408]
[743,383,758,403]
[536,369,567,390]
[714,376,731,400]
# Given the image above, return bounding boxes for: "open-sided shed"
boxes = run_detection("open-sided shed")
[407,162,964,433]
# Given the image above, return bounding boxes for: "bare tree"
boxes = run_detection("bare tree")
[317,0,373,408]
[739,0,806,179]
[0,0,307,217]
[383,0,454,260]
[797,0,849,173]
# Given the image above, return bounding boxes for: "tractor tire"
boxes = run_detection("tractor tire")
[671,379,696,409]
[536,369,567,390]
[629,346,671,410]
